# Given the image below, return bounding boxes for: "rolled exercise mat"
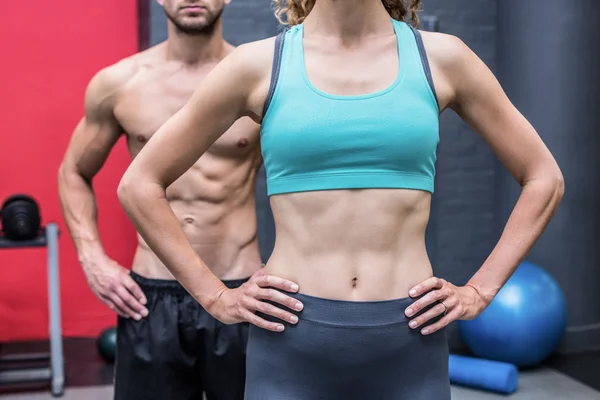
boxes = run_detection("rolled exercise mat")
[449,354,519,394]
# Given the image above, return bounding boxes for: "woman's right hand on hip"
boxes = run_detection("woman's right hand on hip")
[210,269,303,332]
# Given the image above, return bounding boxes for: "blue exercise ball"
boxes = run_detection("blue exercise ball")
[459,261,567,367]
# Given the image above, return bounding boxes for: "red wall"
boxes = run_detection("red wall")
[0,2,139,340]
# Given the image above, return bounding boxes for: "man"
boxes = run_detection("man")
[58,1,262,399]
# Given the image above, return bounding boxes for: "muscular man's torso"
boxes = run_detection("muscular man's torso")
[114,43,263,280]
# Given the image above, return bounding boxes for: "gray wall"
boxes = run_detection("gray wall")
[497,0,600,352]
[141,0,599,353]
[427,0,600,353]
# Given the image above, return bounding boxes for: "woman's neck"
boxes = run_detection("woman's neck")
[304,0,392,39]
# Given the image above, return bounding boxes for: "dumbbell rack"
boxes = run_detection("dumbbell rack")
[0,224,64,397]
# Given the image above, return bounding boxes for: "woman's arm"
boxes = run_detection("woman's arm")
[405,32,564,335]
[118,40,303,332]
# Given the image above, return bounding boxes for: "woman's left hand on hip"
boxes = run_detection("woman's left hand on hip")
[404,277,487,335]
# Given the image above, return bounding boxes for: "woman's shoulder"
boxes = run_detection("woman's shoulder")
[417,28,494,109]
[228,36,281,79]
[417,29,479,74]
[222,35,286,117]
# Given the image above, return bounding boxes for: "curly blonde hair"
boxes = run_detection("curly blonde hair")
[273,0,422,27]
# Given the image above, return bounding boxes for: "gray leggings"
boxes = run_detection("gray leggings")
[245,292,451,400]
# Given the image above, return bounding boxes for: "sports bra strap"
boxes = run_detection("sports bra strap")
[409,26,438,105]
[262,30,287,119]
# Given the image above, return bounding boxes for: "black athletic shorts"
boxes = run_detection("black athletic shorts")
[114,271,250,400]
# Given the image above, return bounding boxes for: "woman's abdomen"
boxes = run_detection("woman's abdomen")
[266,189,434,301]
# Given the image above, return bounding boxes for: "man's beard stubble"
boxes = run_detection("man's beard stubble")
[165,7,224,36]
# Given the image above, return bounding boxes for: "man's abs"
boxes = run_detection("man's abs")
[112,47,263,280]
[131,166,263,280]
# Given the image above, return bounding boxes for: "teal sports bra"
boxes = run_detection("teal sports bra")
[261,19,439,196]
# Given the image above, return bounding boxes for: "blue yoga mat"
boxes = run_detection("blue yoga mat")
[449,354,519,394]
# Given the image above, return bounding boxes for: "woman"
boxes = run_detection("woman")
[118,0,564,398]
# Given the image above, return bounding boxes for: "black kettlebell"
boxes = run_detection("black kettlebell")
[0,194,41,241]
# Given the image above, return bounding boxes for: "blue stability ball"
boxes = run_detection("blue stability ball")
[459,261,567,367]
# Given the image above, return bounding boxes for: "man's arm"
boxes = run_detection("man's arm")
[58,65,148,320]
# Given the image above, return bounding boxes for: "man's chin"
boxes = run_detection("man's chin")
[174,21,213,35]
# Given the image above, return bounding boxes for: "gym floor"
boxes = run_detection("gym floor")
[1,339,599,400]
